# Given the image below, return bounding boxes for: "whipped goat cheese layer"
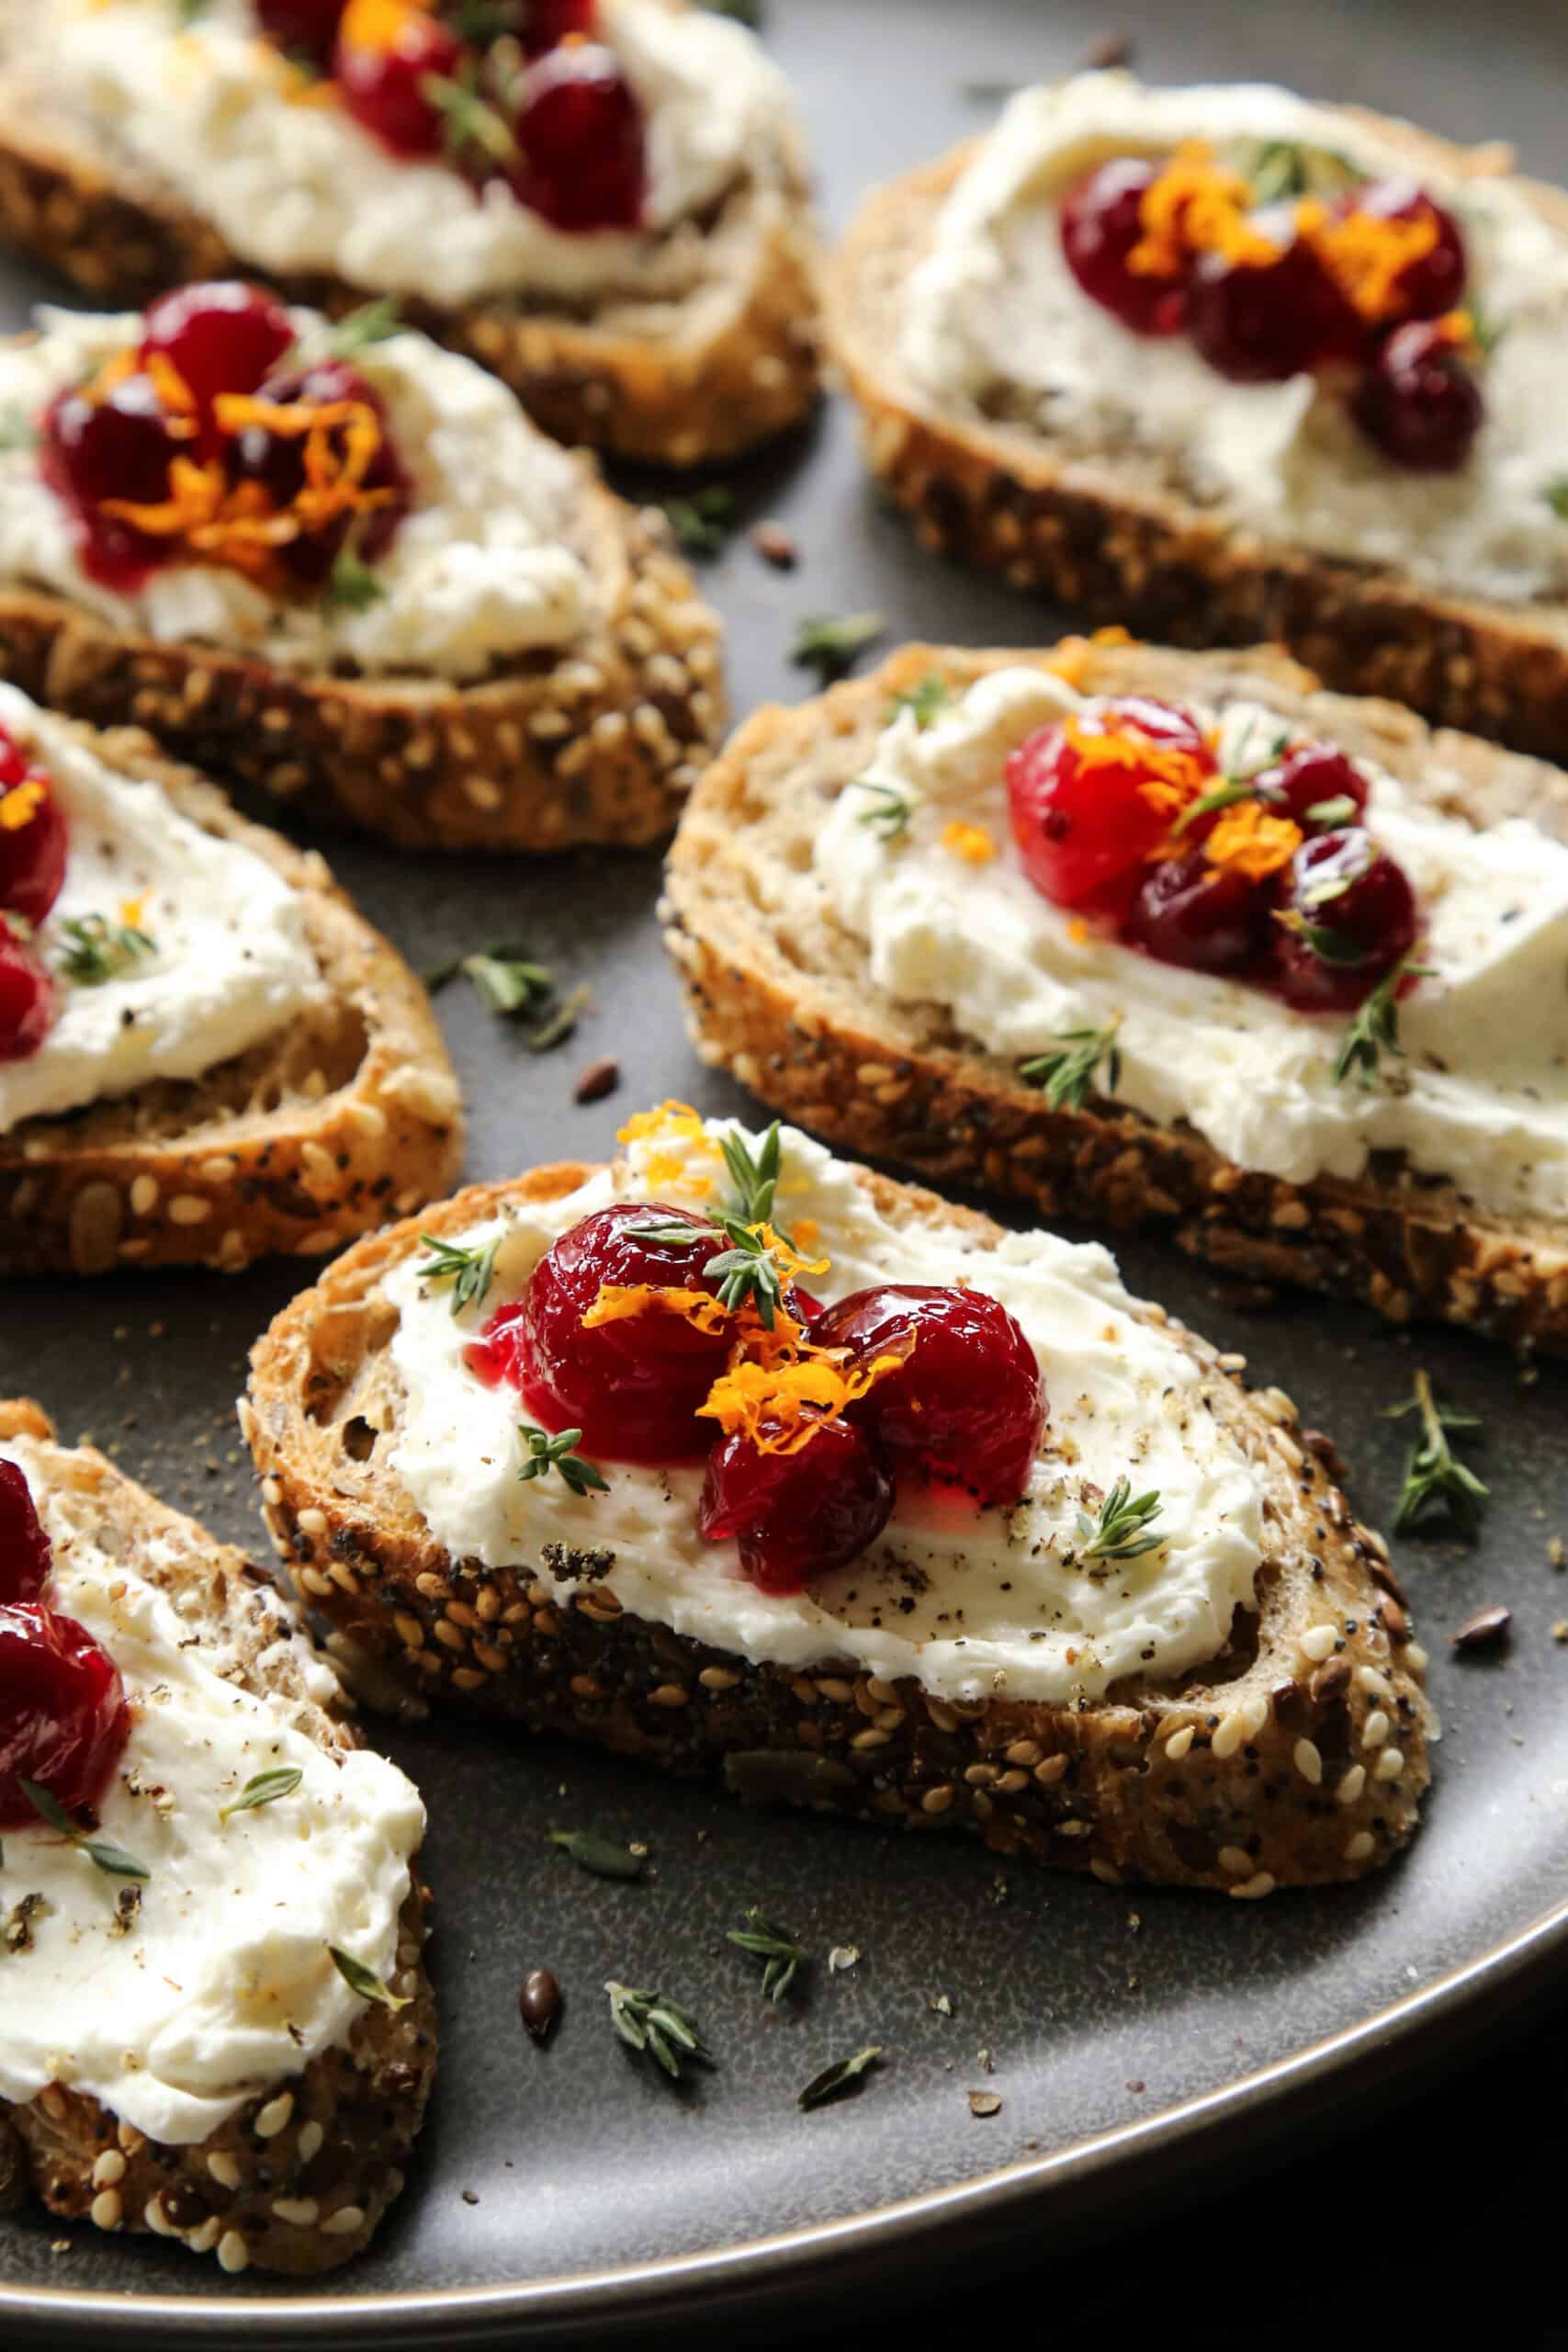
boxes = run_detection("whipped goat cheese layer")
[45,0,799,310]
[0,686,325,1135]
[384,1116,1267,1706]
[899,74,1568,606]
[808,665,1568,1221]
[0,310,594,681]
[0,1435,425,2147]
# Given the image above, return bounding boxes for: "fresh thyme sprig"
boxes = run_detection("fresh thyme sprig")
[20,1781,149,1880]
[56,913,155,987]
[728,1905,807,2000]
[1019,1018,1122,1114]
[330,1943,411,2010]
[416,1232,500,1317]
[1171,720,1292,834]
[1077,1476,1165,1563]
[632,1124,800,1325]
[720,1120,784,1227]
[1333,955,1434,1087]
[846,778,913,840]
[798,2044,882,2109]
[604,1980,711,2080]
[889,672,951,729]
[518,1422,610,1497]
[422,64,518,166]
[1386,1370,1488,1539]
[663,487,736,558]
[425,947,584,1046]
[791,611,885,687]
[219,1768,302,1824]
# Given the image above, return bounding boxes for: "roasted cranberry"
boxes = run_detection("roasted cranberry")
[1123,849,1271,977]
[1251,743,1369,832]
[525,0,596,51]
[1007,696,1213,915]
[255,0,350,67]
[700,1419,893,1595]
[0,762,68,927]
[40,372,183,590]
[1059,157,1189,336]
[333,0,464,159]
[1272,826,1418,1012]
[512,42,646,232]
[0,916,53,1063]
[1345,179,1467,322]
[141,282,296,420]
[810,1284,1045,1509]
[230,358,410,582]
[1351,319,1482,472]
[1188,210,1358,381]
[0,1602,130,1831]
[479,1204,736,1463]
[0,1463,51,1607]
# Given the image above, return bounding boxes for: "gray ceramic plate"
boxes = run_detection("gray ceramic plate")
[4,0,1568,2341]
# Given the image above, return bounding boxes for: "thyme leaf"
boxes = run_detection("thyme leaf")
[1018,1018,1122,1114]
[720,1119,784,1227]
[302,297,402,368]
[727,1905,807,2000]
[219,1767,303,1823]
[846,778,912,840]
[604,1980,710,2079]
[56,913,155,987]
[322,547,386,612]
[798,2043,882,2109]
[1545,476,1568,520]
[1332,955,1434,1087]
[662,486,736,558]
[791,611,885,687]
[19,1781,150,1880]
[330,1944,411,2010]
[415,1232,500,1317]
[426,947,553,1014]
[517,1421,611,1497]
[1077,1476,1165,1563]
[1386,1370,1488,1539]
[700,0,763,22]
[1303,794,1358,828]
[422,64,518,165]
[525,981,590,1054]
[888,672,951,729]
[549,1829,646,1881]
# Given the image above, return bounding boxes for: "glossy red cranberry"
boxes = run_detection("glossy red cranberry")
[141,282,296,419]
[1250,743,1369,832]
[512,42,646,232]
[1123,849,1271,978]
[333,2,464,159]
[230,358,410,581]
[0,1462,51,1607]
[0,763,68,927]
[1059,157,1188,336]
[1351,320,1482,472]
[478,1203,735,1463]
[1188,210,1359,381]
[1007,697,1214,916]
[0,916,53,1063]
[0,1602,130,1831]
[1346,179,1467,322]
[256,0,350,66]
[40,372,183,590]
[525,0,596,51]
[699,1419,893,1595]
[1272,826,1419,1012]
[810,1284,1045,1509]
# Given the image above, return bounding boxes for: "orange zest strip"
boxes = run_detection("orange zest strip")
[581,1283,733,1337]
[1061,713,1210,820]
[698,1328,918,1459]
[1201,799,1304,881]
[0,777,46,831]
[617,1100,706,1147]
[1130,141,1280,277]
[941,820,997,865]
[1306,200,1438,322]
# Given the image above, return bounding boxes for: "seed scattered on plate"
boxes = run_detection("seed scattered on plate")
[1450,1604,1511,1652]
[968,2091,1002,2119]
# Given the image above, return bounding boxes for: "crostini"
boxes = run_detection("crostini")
[0,287,725,848]
[0,680,463,1276]
[828,74,1568,762]
[243,1102,1430,1893]
[0,0,820,468]
[663,635,1568,1351]
[0,1399,434,2273]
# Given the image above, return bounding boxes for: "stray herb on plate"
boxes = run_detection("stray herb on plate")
[663,486,736,558]
[1387,1370,1488,1538]
[548,1829,646,1881]
[797,2043,882,2109]
[604,1981,710,2080]
[791,612,885,687]
[727,1905,807,1999]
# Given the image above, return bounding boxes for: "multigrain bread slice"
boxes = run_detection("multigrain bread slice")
[1,714,464,1278]
[241,1159,1430,1894]
[0,1399,437,2275]
[827,119,1568,765]
[0,469,726,854]
[0,70,820,471]
[661,638,1568,1354]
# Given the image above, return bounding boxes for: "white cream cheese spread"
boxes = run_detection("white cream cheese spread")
[899,74,1568,605]
[384,1113,1268,1705]
[0,1433,425,2147]
[0,309,594,681]
[807,664,1568,1220]
[43,0,799,310]
[0,684,325,1135]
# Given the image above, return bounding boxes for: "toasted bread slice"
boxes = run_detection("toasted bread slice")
[0,1399,436,2275]
[0,710,464,1278]
[827,116,1568,764]
[662,638,1568,1352]
[0,40,820,469]
[241,1148,1430,1893]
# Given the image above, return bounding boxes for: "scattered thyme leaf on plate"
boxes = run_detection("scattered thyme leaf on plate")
[797,2044,882,2109]
[727,1905,807,2000]
[791,611,885,687]
[549,1829,647,1881]
[1386,1369,1488,1539]
[604,1981,711,2080]
[662,486,737,558]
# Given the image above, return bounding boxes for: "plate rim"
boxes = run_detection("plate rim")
[6,1881,1565,2345]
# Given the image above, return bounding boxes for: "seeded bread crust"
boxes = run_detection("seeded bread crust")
[0,468,726,853]
[0,717,465,1277]
[0,34,821,469]
[0,1399,437,2276]
[826,123,1568,765]
[662,639,1568,1353]
[241,1160,1429,1894]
